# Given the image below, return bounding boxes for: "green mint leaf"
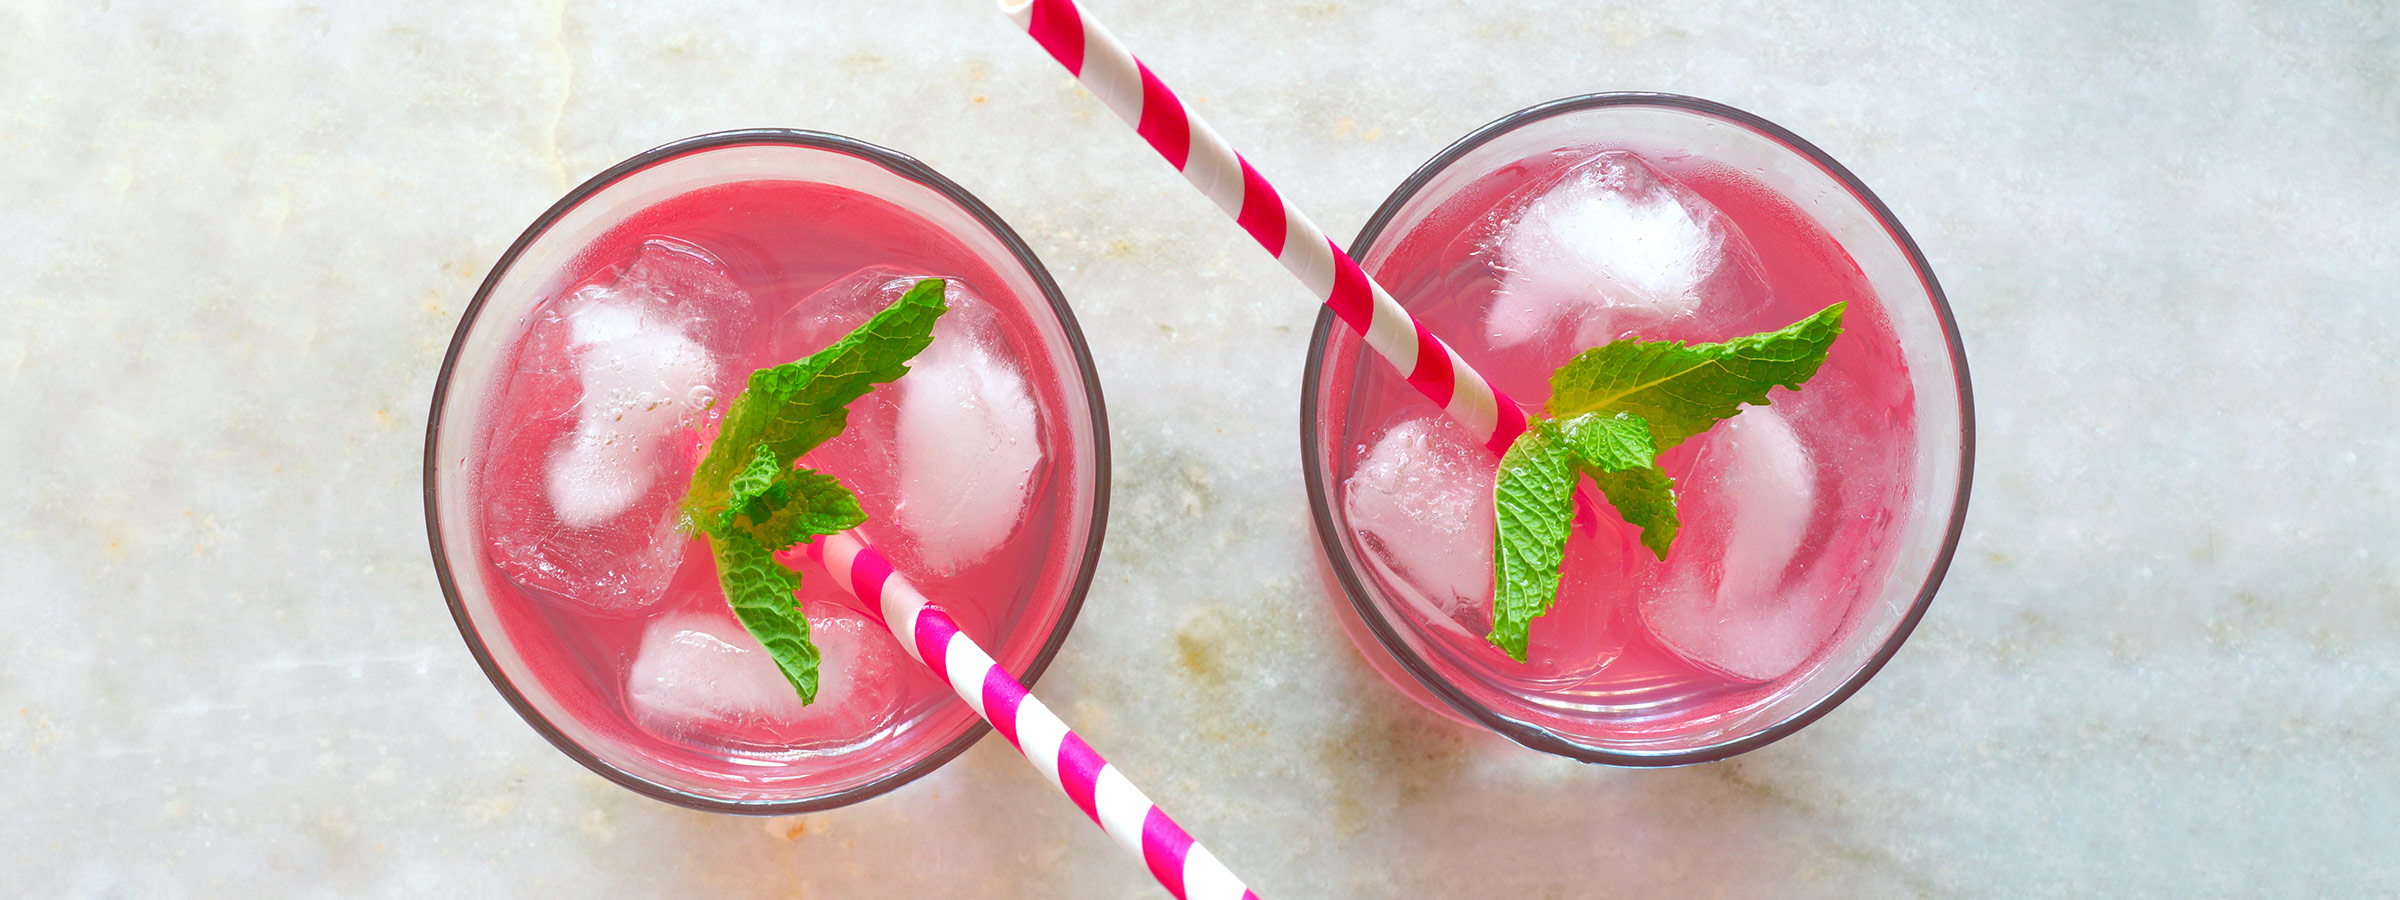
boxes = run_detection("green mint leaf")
[1589,466,1680,561]
[1485,303,1843,660]
[707,444,865,549]
[1545,302,1845,452]
[710,530,819,704]
[676,277,950,707]
[1554,410,1658,470]
[1489,421,1581,662]
[726,465,867,551]
[1556,412,1679,560]
[713,443,785,534]
[687,277,947,523]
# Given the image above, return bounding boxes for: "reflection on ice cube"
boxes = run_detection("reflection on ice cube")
[1483,150,1769,348]
[766,266,926,365]
[1639,407,1832,682]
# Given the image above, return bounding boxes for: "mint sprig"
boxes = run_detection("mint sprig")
[1487,302,1843,661]
[715,444,867,548]
[1545,302,1847,450]
[690,278,950,513]
[685,277,948,703]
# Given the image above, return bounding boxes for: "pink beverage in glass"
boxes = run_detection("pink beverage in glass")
[1307,96,1970,763]
[429,132,1106,809]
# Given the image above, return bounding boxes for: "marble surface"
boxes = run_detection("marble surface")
[5,1,2395,896]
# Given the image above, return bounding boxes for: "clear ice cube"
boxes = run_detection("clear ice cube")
[545,302,716,527]
[625,602,904,749]
[1344,413,1497,636]
[1638,406,1832,682]
[1344,411,1635,679]
[484,238,752,614]
[769,267,1045,578]
[1482,150,1770,349]
[764,266,925,365]
[894,312,1043,574]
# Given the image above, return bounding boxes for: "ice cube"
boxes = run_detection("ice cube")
[484,238,751,614]
[1638,407,1830,682]
[1482,150,1769,348]
[546,306,716,526]
[625,603,904,749]
[770,267,1046,577]
[1343,411,1636,677]
[893,305,1044,575]
[1344,413,1498,636]
[763,268,917,551]
[765,265,927,364]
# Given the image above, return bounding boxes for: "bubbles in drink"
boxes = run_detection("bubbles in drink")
[484,239,754,614]
[1638,406,1835,682]
[625,602,904,750]
[770,267,1047,578]
[1481,150,1770,351]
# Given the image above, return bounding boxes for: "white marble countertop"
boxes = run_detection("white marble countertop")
[5,1,2394,895]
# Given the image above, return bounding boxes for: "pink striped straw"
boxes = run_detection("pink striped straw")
[997,0,1531,453]
[803,532,1260,900]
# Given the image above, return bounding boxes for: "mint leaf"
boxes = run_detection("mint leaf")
[688,277,947,522]
[676,277,949,706]
[710,530,820,704]
[1490,412,1679,659]
[714,443,786,534]
[1490,421,1580,662]
[729,466,867,551]
[1545,302,1845,451]
[710,444,866,549]
[1486,303,1843,659]
[1556,412,1679,560]
[1554,410,1658,470]
[1589,466,1679,560]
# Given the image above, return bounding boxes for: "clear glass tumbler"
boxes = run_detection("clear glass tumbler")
[426,130,1109,810]
[1305,94,1972,764]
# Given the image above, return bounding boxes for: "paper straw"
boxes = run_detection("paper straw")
[996,0,1531,453]
[804,532,1260,900]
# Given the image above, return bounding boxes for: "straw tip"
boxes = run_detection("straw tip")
[996,0,1035,23]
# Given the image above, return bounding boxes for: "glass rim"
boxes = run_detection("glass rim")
[423,128,1112,812]
[1300,92,1976,765]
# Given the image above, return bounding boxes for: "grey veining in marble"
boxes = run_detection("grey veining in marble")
[4,1,2395,896]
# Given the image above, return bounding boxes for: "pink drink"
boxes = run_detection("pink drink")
[1307,97,1970,762]
[1351,154,1905,707]
[429,134,1106,807]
